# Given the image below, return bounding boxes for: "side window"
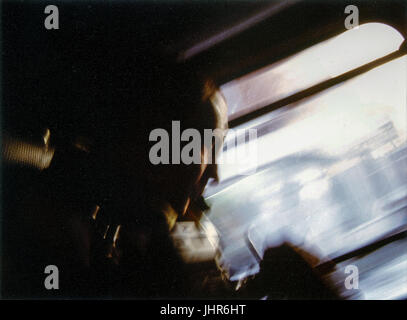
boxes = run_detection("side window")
[205,23,407,299]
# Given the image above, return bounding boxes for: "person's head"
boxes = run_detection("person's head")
[145,66,228,216]
[99,59,228,217]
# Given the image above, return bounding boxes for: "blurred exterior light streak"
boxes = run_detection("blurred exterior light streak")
[218,54,406,182]
[222,23,404,121]
[295,168,322,184]
[254,182,282,199]
[205,23,407,299]
[299,179,330,200]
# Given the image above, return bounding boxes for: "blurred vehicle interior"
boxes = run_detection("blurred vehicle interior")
[2,0,407,299]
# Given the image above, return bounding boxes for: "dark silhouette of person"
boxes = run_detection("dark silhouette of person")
[2,53,339,299]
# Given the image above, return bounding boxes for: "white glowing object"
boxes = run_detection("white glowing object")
[299,179,330,200]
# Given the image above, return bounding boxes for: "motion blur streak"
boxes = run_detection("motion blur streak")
[203,23,407,299]
[222,23,404,121]
[2,135,55,171]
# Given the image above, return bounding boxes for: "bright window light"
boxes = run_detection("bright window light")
[222,23,404,121]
